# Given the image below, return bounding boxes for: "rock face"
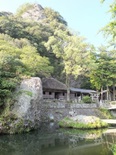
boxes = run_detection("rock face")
[71,115,101,124]
[0,77,43,134]
[0,77,42,134]
[13,77,42,126]
[21,4,46,22]
[0,11,13,17]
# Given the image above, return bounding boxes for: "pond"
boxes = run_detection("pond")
[0,123,116,155]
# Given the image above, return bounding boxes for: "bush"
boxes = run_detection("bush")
[59,116,108,129]
[82,95,92,103]
[99,108,112,119]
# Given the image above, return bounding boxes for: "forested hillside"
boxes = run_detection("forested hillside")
[0,2,116,105]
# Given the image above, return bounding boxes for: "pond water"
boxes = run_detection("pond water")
[0,123,116,155]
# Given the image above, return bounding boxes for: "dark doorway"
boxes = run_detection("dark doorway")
[55,92,60,99]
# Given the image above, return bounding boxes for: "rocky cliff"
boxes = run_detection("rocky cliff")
[0,77,42,134]
[0,4,46,22]
[0,11,13,17]
[21,4,46,22]
[13,77,42,123]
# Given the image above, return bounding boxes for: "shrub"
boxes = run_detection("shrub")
[111,144,116,155]
[99,108,112,119]
[82,95,92,103]
[59,116,108,129]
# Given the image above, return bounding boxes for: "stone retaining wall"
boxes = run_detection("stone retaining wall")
[43,100,97,108]
[41,101,105,122]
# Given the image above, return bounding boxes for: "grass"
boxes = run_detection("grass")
[59,117,108,129]
[99,108,113,119]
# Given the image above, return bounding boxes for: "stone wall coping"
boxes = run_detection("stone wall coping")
[42,101,97,109]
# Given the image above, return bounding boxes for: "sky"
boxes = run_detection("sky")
[0,0,113,47]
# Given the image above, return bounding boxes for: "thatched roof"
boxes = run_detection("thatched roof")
[42,78,67,91]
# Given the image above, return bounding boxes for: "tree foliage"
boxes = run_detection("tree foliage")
[101,0,116,45]
[45,26,93,100]
[90,46,116,91]
[0,33,53,105]
[0,2,115,104]
[16,3,34,16]
[44,7,67,26]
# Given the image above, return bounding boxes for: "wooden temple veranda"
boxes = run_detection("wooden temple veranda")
[42,78,97,102]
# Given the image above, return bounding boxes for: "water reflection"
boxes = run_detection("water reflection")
[0,124,114,155]
[103,130,116,155]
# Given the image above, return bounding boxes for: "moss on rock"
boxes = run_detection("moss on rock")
[0,112,33,134]
[59,115,108,129]
[0,77,42,134]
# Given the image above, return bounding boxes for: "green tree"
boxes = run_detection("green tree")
[0,53,23,106]
[45,29,91,101]
[101,0,116,45]
[44,7,67,26]
[0,34,53,105]
[16,3,33,16]
[90,46,116,101]
[0,4,69,79]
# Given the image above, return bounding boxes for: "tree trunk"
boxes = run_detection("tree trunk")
[96,90,100,107]
[67,87,70,101]
[66,74,70,101]
[100,87,103,103]
[113,84,115,101]
[106,85,109,101]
